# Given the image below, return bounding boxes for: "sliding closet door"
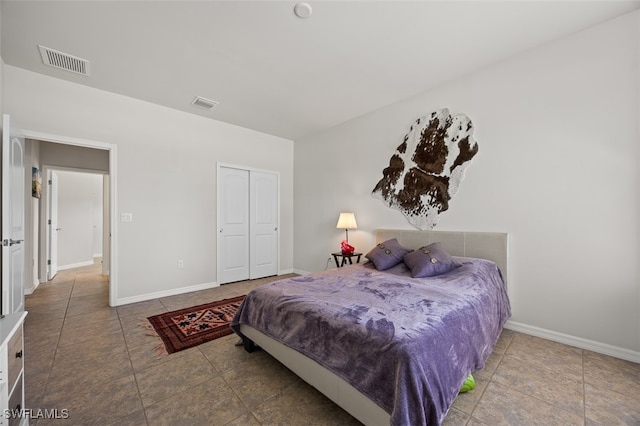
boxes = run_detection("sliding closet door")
[250,171,278,279]
[219,167,250,284]
[218,166,278,284]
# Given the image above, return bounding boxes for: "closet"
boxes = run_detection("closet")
[217,165,278,284]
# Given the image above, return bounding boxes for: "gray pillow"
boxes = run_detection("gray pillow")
[402,242,462,278]
[365,238,412,271]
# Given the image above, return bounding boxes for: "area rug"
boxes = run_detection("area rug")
[146,295,245,354]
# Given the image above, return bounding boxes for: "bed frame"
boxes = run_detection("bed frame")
[240,229,508,425]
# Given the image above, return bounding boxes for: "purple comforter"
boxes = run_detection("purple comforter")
[231,258,511,425]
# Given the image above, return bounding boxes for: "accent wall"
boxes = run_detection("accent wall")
[294,11,640,358]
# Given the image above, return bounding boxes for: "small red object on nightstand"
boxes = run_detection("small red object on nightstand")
[341,240,355,255]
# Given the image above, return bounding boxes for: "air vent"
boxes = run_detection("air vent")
[191,96,219,110]
[38,45,90,76]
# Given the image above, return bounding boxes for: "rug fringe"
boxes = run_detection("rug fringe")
[139,318,169,358]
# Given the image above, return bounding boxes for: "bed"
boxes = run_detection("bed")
[230,229,511,425]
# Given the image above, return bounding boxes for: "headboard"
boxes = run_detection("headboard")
[376,229,509,284]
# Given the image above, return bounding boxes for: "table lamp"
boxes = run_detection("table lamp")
[336,212,357,254]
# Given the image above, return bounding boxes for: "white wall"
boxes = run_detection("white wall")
[56,171,103,269]
[4,66,294,303]
[295,11,639,357]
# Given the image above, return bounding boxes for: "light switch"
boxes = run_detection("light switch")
[120,213,133,222]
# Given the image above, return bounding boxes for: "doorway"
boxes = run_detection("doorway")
[22,131,118,307]
[45,169,107,280]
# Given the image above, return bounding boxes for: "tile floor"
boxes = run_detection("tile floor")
[24,262,640,425]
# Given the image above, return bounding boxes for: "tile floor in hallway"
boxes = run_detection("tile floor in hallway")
[23,262,640,425]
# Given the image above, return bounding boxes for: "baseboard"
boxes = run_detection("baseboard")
[114,270,301,307]
[25,278,40,295]
[505,320,640,363]
[114,281,219,306]
[58,260,94,271]
[292,268,311,276]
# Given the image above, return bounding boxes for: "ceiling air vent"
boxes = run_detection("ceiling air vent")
[191,96,219,110]
[38,45,90,76]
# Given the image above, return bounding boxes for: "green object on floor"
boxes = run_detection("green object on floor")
[459,373,476,393]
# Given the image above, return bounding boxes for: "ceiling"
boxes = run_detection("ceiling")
[2,1,639,140]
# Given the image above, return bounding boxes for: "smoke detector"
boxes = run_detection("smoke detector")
[191,96,219,110]
[38,45,90,76]
[294,2,312,18]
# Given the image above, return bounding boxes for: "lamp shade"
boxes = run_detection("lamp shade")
[336,212,357,229]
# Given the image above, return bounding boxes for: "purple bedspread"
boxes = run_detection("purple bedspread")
[231,258,511,425]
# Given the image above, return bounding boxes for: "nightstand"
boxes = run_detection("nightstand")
[332,252,362,268]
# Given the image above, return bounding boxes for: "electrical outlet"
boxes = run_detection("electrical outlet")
[177,259,184,269]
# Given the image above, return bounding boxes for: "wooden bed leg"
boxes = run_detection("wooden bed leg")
[242,336,257,353]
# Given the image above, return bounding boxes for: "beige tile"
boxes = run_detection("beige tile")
[157,291,223,312]
[584,352,640,397]
[47,347,133,391]
[476,351,502,378]
[24,333,59,359]
[60,307,120,326]
[24,316,64,335]
[122,323,167,353]
[70,282,108,297]
[144,376,247,426]
[117,299,167,320]
[584,382,640,425]
[58,318,123,344]
[472,382,583,426]
[467,417,491,426]
[444,407,471,425]
[105,409,148,426]
[252,379,361,425]
[221,353,301,410]
[128,339,199,372]
[492,354,584,416]
[198,333,272,374]
[40,374,142,425]
[135,348,219,407]
[65,295,113,317]
[224,412,262,426]
[492,328,515,354]
[506,333,583,381]
[24,299,69,316]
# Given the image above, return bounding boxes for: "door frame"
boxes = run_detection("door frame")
[42,166,108,280]
[216,162,280,285]
[22,129,118,307]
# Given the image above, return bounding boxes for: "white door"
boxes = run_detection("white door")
[47,170,59,280]
[1,114,26,314]
[219,167,249,284]
[250,171,278,279]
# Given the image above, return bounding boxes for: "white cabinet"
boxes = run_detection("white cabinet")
[0,312,27,426]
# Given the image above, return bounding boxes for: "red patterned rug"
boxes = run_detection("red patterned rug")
[146,295,245,354]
